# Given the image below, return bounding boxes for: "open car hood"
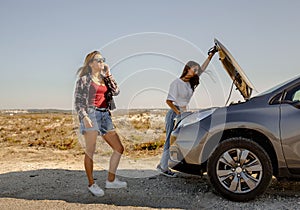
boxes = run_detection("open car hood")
[214,38,255,100]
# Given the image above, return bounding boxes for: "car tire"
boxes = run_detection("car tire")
[207,137,273,202]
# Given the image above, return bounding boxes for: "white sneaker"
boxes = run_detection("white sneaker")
[105,178,127,189]
[88,183,104,197]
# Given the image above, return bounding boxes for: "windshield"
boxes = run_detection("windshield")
[257,76,298,96]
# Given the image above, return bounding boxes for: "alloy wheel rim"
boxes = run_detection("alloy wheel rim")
[216,148,263,194]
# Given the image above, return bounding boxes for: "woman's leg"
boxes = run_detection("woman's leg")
[102,131,124,182]
[83,130,98,186]
[159,109,177,170]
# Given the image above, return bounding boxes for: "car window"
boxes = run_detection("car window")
[284,84,300,102]
[292,90,300,102]
[269,92,282,105]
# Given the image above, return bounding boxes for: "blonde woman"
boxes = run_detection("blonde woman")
[74,51,126,197]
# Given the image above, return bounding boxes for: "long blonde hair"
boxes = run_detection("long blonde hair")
[77,50,101,77]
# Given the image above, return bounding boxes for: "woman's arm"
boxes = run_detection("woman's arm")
[74,77,88,120]
[105,75,120,96]
[166,100,181,115]
[200,53,215,73]
[198,46,218,75]
[103,63,120,96]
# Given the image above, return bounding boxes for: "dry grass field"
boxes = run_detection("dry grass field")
[0,109,168,158]
[0,112,78,150]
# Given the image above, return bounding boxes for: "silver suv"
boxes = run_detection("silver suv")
[169,39,300,201]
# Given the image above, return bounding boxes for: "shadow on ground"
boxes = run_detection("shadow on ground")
[0,169,299,209]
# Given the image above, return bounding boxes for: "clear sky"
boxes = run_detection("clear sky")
[1,0,299,110]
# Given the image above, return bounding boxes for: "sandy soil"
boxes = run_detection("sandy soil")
[0,145,300,210]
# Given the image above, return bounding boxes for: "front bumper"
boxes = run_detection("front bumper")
[169,146,206,175]
[169,123,209,166]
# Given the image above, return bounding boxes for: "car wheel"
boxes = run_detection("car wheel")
[207,137,273,202]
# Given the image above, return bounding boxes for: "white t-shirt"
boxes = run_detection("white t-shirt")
[167,78,193,107]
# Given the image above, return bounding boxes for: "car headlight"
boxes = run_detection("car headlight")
[178,108,216,128]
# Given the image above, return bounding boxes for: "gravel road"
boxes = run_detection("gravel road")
[0,166,299,210]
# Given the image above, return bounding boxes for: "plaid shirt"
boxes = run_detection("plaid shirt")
[74,73,120,120]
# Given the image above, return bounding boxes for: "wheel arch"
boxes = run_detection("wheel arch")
[207,128,278,176]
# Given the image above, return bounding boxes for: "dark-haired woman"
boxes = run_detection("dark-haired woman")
[157,49,217,177]
[74,51,126,197]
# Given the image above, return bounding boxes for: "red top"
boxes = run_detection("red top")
[89,81,108,108]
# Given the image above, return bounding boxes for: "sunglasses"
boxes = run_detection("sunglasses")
[93,57,106,63]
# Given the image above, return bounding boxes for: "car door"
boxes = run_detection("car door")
[280,83,300,174]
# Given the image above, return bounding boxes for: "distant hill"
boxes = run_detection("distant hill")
[0,109,72,114]
[0,108,169,115]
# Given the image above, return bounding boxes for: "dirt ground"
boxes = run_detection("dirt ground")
[0,145,300,210]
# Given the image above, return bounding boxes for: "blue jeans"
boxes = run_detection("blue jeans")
[80,107,114,136]
[159,109,178,171]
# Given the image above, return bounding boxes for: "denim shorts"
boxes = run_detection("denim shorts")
[80,107,114,136]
